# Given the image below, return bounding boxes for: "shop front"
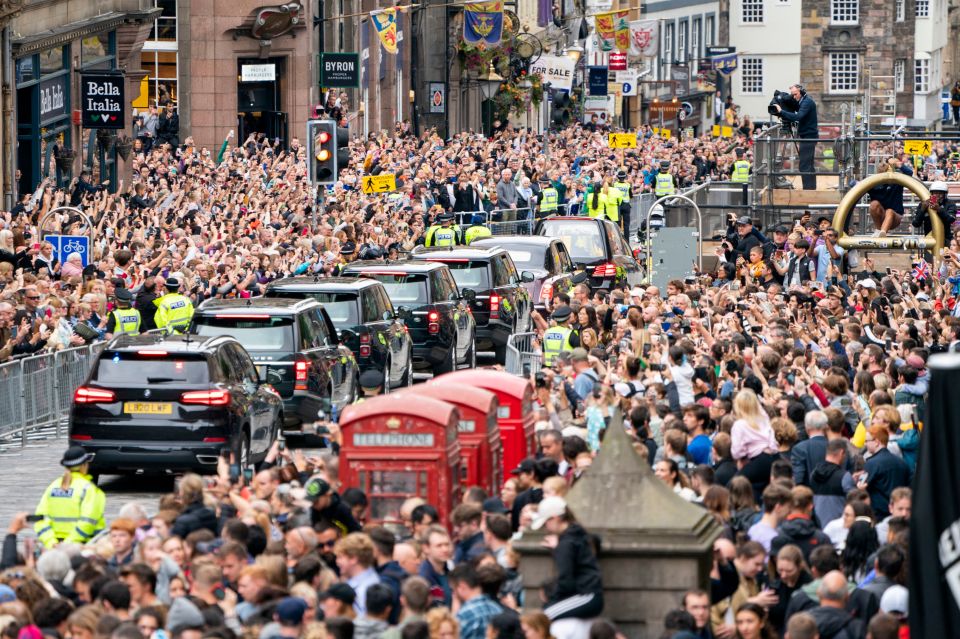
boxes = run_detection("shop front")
[15,46,72,192]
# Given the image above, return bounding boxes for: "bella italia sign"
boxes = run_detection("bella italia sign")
[80,73,125,129]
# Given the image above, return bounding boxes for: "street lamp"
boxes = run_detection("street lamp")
[477,61,504,100]
[564,44,583,64]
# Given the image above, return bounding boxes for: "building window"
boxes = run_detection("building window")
[896,0,904,21]
[691,19,701,61]
[678,21,687,62]
[138,0,178,108]
[740,57,764,94]
[663,22,674,64]
[894,59,905,92]
[829,52,859,93]
[915,58,929,92]
[916,0,929,17]
[830,0,858,24]
[705,16,714,46]
[742,0,763,23]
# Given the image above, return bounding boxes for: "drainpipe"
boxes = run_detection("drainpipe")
[1,25,12,209]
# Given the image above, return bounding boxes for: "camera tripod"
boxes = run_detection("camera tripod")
[772,120,802,189]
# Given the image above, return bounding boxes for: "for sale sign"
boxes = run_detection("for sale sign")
[81,74,125,129]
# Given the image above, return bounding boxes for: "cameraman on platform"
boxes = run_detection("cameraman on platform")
[773,84,819,190]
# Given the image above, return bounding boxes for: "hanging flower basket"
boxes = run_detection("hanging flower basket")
[96,128,117,151]
[114,134,134,160]
[54,149,76,172]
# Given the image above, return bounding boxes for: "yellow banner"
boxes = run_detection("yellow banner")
[362,174,397,194]
[608,133,637,149]
[711,124,734,138]
[904,139,932,156]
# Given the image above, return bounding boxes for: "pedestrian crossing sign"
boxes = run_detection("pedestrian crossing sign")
[904,140,932,156]
[361,174,397,194]
[608,133,637,149]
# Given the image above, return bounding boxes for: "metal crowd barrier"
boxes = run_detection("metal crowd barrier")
[456,208,537,236]
[504,332,542,377]
[0,343,104,447]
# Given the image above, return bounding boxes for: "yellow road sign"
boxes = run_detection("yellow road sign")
[361,174,397,194]
[608,133,637,149]
[652,127,672,140]
[904,140,932,156]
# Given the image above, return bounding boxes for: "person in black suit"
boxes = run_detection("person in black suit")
[859,426,911,519]
[791,410,828,487]
[774,84,818,190]
[454,175,484,213]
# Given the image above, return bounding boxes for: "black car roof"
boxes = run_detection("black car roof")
[343,259,446,273]
[409,246,505,260]
[267,276,379,292]
[103,333,234,354]
[195,297,320,314]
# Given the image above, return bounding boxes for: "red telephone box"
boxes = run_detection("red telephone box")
[401,382,502,495]
[434,370,535,480]
[339,394,461,525]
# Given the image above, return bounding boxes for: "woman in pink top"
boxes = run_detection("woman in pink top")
[731,389,780,501]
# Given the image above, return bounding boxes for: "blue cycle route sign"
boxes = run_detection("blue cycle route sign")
[46,235,90,267]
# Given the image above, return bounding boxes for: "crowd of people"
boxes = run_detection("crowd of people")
[0,117,943,639]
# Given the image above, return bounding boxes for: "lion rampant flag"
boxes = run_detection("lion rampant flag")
[595,10,629,52]
[463,1,504,49]
[371,7,399,54]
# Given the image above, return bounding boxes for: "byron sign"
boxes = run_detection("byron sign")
[80,73,124,129]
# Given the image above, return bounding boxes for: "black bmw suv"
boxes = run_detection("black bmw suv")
[409,246,532,363]
[190,298,359,430]
[69,334,283,476]
[340,260,476,373]
[264,276,414,392]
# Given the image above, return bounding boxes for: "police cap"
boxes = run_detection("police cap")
[340,241,357,256]
[115,288,133,303]
[659,161,670,169]
[551,305,573,322]
[164,278,181,290]
[359,369,384,389]
[617,170,627,179]
[438,211,455,223]
[61,445,94,468]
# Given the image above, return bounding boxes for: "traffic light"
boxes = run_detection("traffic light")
[551,89,572,127]
[307,119,350,185]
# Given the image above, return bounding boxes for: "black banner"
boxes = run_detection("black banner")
[588,66,608,97]
[320,53,360,88]
[910,354,960,634]
[80,73,125,129]
[39,75,68,122]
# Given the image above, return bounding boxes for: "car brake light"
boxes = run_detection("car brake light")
[74,386,116,404]
[359,333,371,357]
[593,262,617,277]
[213,314,270,319]
[295,359,309,390]
[137,350,168,356]
[71,434,93,441]
[540,283,553,303]
[428,310,440,334]
[489,293,500,319]
[203,437,227,443]
[181,390,231,406]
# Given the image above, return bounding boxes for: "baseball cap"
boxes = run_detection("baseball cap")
[0,585,15,603]
[856,278,878,290]
[629,286,645,298]
[510,458,536,475]
[736,216,753,226]
[304,475,331,500]
[482,497,509,515]
[531,496,568,530]
[275,597,308,626]
[570,347,589,362]
[880,585,908,618]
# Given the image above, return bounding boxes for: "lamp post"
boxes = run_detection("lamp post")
[518,77,533,133]
[477,61,503,136]
[543,81,552,159]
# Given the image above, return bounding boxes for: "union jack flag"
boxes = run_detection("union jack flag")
[913,260,930,281]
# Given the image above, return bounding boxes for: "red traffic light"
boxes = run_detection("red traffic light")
[318,131,331,144]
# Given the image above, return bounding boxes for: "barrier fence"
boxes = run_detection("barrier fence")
[0,343,104,447]
[504,332,542,377]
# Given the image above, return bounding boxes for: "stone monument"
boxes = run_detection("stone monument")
[514,411,721,638]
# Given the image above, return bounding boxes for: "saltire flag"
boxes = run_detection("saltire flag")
[463,1,504,49]
[628,19,658,57]
[913,260,930,281]
[371,8,398,54]
[910,355,960,634]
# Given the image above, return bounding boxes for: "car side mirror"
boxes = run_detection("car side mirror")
[521,270,535,283]
[340,328,357,343]
[462,289,477,302]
